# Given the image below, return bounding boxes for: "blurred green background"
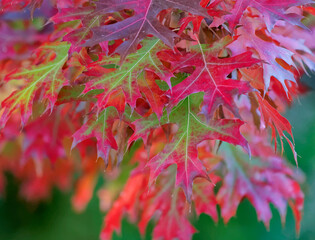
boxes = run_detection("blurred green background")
[0,91,314,240]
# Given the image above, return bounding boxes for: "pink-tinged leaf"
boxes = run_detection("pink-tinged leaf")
[225,0,311,31]
[229,17,296,92]
[269,28,315,74]
[0,42,71,128]
[217,143,303,233]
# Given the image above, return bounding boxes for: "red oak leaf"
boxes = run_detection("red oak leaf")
[146,94,249,201]
[82,0,209,60]
[0,42,70,127]
[82,38,173,113]
[161,37,259,117]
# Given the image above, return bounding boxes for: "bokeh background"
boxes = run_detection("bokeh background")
[0,78,314,240]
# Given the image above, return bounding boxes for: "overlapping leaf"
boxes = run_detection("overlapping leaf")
[255,93,297,163]
[72,106,119,165]
[217,143,303,232]
[145,94,249,200]
[0,42,70,127]
[82,0,209,59]
[161,37,259,117]
[83,38,173,115]
[229,17,296,92]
